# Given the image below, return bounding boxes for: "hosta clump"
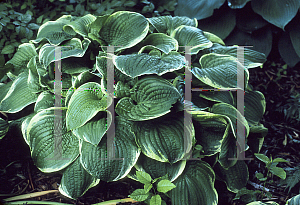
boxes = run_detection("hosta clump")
[0,11,268,204]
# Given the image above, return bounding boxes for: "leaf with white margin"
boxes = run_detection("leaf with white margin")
[251,0,300,30]
[59,157,100,199]
[34,91,56,113]
[0,117,9,140]
[147,16,198,35]
[72,111,112,145]
[98,11,149,52]
[6,43,37,76]
[21,114,35,146]
[169,161,218,205]
[170,25,212,55]
[199,91,235,106]
[39,38,90,69]
[113,51,186,78]
[211,103,250,148]
[115,76,181,121]
[218,133,238,169]
[0,71,39,113]
[30,15,76,45]
[26,107,79,173]
[66,82,112,131]
[79,116,140,181]
[244,91,266,126]
[133,113,194,163]
[138,33,178,54]
[128,154,186,183]
[191,53,249,89]
[63,14,96,37]
[204,44,266,69]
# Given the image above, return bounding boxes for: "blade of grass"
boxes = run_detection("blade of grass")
[4,200,71,205]
[91,198,139,205]
[4,190,59,202]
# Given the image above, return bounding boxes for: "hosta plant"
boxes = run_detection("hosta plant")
[0,10,267,204]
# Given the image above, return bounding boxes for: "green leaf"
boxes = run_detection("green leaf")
[218,133,237,169]
[244,91,266,126]
[136,171,153,184]
[170,161,218,205]
[255,172,264,179]
[59,157,100,199]
[31,15,77,45]
[79,116,140,181]
[289,19,300,58]
[0,117,9,140]
[113,51,186,78]
[34,91,56,113]
[270,167,286,180]
[272,158,289,163]
[36,15,43,24]
[66,82,112,131]
[287,194,300,205]
[98,11,149,52]
[1,44,15,54]
[251,0,300,30]
[138,33,178,54]
[157,180,176,193]
[191,53,249,89]
[17,13,32,24]
[72,111,112,146]
[150,195,161,205]
[39,38,90,69]
[27,23,40,30]
[144,183,152,193]
[198,91,234,106]
[170,25,212,55]
[26,107,79,172]
[115,76,181,121]
[20,3,27,10]
[214,160,249,193]
[63,14,96,37]
[132,154,186,183]
[278,31,300,67]
[203,31,225,46]
[147,16,197,35]
[129,189,150,201]
[174,0,225,20]
[0,71,38,113]
[254,153,270,164]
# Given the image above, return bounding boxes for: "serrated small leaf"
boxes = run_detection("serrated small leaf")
[150,195,161,205]
[129,189,150,201]
[136,171,153,184]
[254,153,270,164]
[157,180,176,193]
[270,167,286,180]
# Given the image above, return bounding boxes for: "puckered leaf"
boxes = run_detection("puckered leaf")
[59,157,100,199]
[79,116,140,181]
[115,76,181,121]
[26,107,79,173]
[170,161,218,205]
[66,82,112,131]
[113,52,186,78]
[244,91,266,126]
[170,25,212,55]
[63,14,96,37]
[133,113,194,163]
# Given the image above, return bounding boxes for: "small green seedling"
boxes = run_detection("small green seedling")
[254,153,289,199]
[129,171,176,205]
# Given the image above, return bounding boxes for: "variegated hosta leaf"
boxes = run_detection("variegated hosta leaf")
[115,76,181,121]
[79,116,140,181]
[129,154,186,182]
[170,161,218,205]
[214,160,249,193]
[203,31,225,46]
[138,33,178,54]
[6,43,37,76]
[26,107,79,173]
[147,16,198,35]
[0,117,9,140]
[0,71,38,113]
[218,133,238,169]
[170,25,213,55]
[59,157,100,199]
[27,57,43,93]
[204,44,266,68]
[198,91,235,106]
[63,14,96,37]
[211,103,250,148]
[30,15,77,45]
[244,91,266,126]
[57,57,92,75]
[191,110,229,156]
[39,38,90,69]
[66,82,112,131]
[113,52,186,78]
[98,11,149,52]
[0,81,13,103]
[191,53,249,89]
[34,91,57,113]
[72,111,112,146]
[133,113,194,163]
[21,114,34,145]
